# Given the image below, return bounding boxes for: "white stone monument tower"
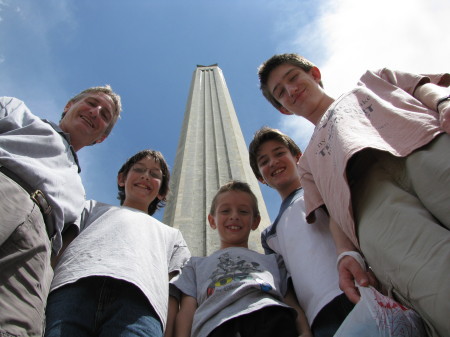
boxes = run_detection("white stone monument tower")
[163,64,270,256]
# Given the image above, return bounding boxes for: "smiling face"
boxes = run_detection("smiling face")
[256,140,301,200]
[208,190,260,250]
[266,63,328,125]
[118,156,163,213]
[59,92,115,151]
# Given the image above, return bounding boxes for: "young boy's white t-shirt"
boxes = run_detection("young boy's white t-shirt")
[261,188,341,324]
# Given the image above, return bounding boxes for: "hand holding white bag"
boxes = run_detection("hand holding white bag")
[334,286,426,337]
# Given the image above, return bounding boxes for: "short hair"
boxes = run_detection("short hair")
[249,126,302,181]
[258,53,322,111]
[117,149,170,215]
[209,180,260,218]
[62,85,122,137]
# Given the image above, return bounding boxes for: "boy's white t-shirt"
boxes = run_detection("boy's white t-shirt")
[51,200,191,328]
[262,188,342,324]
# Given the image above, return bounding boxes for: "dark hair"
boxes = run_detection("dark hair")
[209,180,259,218]
[61,84,122,137]
[117,150,170,215]
[249,126,302,181]
[258,53,322,110]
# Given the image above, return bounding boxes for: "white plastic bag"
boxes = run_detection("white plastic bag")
[334,286,426,337]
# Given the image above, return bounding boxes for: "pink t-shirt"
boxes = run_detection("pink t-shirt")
[299,68,448,247]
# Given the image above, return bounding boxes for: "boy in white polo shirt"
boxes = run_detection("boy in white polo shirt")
[249,127,358,337]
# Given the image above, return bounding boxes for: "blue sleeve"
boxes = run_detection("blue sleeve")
[276,254,291,296]
[261,230,275,255]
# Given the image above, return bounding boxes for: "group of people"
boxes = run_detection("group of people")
[0,53,448,337]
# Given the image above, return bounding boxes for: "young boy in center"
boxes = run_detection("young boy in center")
[257,53,450,337]
[171,180,311,337]
[249,126,355,337]
[45,149,191,337]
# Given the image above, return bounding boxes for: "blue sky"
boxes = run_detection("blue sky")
[0,0,448,222]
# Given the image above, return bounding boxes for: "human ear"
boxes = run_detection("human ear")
[156,193,165,203]
[94,134,108,145]
[310,67,322,83]
[251,215,261,230]
[61,102,73,121]
[63,101,73,113]
[296,152,302,164]
[257,177,267,185]
[278,107,294,115]
[117,173,126,186]
[208,214,217,230]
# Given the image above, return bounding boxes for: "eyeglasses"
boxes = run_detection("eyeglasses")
[131,165,163,180]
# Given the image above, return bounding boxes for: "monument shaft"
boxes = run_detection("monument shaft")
[163,65,270,256]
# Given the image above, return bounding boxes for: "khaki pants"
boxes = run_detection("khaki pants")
[0,172,53,337]
[352,134,450,337]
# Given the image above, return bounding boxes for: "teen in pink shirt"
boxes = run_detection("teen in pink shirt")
[258,53,450,337]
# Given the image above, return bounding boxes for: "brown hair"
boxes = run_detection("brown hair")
[117,149,170,215]
[62,84,122,137]
[249,126,302,181]
[258,53,322,110]
[209,180,259,218]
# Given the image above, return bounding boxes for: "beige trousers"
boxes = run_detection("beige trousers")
[0,172,53,337]
[352,134,450,337]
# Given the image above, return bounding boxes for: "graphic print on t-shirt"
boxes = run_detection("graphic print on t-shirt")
[314,93,376,158]
[206,252,272,297]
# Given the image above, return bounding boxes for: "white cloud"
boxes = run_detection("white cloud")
[318,0,449,96]
[279,115,315,151]
[276,0,450,145]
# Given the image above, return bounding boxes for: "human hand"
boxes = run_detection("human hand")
[337,254,378,304]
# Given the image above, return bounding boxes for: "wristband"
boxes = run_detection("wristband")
[337,251,366,271]
[436,94,450,112]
